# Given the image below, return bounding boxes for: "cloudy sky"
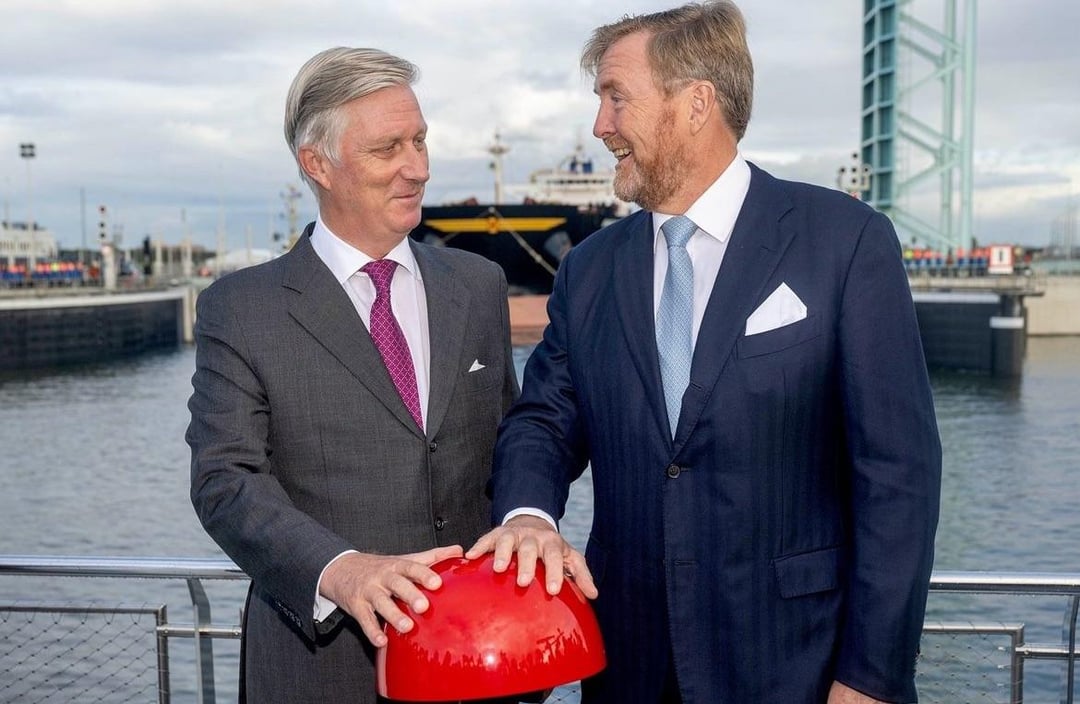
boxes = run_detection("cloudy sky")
[1,0,1077,253]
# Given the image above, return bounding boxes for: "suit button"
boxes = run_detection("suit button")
[666,464,681,479]
[434,517,447,531]
[429,441,438,453]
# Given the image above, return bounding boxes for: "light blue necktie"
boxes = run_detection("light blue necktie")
[655,215,697,437]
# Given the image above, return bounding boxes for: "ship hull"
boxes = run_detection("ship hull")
[409,203,616,295]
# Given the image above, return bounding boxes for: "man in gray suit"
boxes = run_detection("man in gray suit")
[187,47,518,702]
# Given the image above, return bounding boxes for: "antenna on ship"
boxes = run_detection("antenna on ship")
[488,130,510,205]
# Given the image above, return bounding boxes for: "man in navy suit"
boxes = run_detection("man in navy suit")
[467,2,941,702]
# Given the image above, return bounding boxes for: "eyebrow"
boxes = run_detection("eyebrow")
[594,77,620,96]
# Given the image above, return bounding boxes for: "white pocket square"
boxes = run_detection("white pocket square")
[468,359,486,373]
[745,283,807,336]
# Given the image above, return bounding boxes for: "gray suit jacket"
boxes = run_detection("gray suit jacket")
[187,225,518,702]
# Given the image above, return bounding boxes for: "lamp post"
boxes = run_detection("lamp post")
[2,176,10,269]
[19,142,36,278]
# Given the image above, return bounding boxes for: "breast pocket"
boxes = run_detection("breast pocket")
[736,313,822,359]
[460,364,501,393]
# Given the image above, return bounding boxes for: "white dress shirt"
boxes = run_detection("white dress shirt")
[503,154,752,530]
[651,153,751,344]
[309,216,431,421]
[308,216,432,621]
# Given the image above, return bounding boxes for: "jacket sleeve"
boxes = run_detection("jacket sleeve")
[186,280,353,641]
[495,267,521,418]
[489,253,589,525]
[833,211,942,702]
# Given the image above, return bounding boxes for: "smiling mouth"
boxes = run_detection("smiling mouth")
[610,146,631,162]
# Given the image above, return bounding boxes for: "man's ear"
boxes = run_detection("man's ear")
[298,145,331,191]
[686,81,718,135]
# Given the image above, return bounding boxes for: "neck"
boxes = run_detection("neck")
[319,210,406,259]
[657,126,738,214]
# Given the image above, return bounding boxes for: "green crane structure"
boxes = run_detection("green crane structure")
[861,0,977,254]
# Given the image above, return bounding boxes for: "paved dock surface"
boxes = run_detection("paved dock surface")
[509,295,549,346]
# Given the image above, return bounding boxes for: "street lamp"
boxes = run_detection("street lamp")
[19,142,36,278]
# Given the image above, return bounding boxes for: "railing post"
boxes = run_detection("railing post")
[188,577,217,704]
[1062,595,1079,704]
[156,605,171,704]
[1012,624,1024,704]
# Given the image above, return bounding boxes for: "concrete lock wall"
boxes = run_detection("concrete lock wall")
[1026,276,1080,336]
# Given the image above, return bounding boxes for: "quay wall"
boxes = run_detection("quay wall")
[0,288,188,371]
[910,292,1026,376]
[510,290,1032,376]
[1027,275,1080,336]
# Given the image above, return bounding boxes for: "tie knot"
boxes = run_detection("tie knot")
[362,259,398,296]
[661,215,696,250]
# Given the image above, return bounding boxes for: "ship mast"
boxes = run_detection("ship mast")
[488,131,510,205]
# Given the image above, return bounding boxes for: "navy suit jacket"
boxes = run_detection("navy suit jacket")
[491,164,941,703]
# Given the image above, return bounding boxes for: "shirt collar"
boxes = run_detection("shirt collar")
[310,215,421,284]
[652,153,751,249]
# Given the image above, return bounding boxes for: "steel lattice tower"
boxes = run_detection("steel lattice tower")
[861,0,977,253]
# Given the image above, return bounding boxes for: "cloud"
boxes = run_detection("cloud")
[1,0,1077,252]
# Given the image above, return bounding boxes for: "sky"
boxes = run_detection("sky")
[1,0,1077,254]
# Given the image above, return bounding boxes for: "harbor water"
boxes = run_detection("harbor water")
[1,338,1079,701]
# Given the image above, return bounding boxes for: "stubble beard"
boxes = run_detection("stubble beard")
[612,106,686,212]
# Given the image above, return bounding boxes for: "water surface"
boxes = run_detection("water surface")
[1,338,1077,701]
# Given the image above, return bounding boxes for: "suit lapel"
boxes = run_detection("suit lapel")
[675,164,796,448]
[284,228,424,437]
[412,241,468,438]
[612,211,671,442]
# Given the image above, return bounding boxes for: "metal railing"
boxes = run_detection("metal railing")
[1,557,1078,703]
[907,269,1048,296]
[925,571,1080,703]
[0,556,245,704]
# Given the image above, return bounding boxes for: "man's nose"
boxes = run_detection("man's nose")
[592,101,613,140]
[404,145,430,183]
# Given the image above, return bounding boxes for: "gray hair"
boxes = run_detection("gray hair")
[284,47,419,192]
[581,0,753,141]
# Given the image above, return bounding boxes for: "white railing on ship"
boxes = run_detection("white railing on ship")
[1,557,1078,704]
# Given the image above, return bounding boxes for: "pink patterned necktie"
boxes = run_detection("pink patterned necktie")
[361,259,423,432]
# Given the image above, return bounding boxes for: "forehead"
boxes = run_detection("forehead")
[594,31,656,92]
[343,85,426,137]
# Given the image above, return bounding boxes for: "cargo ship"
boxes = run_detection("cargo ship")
[409,134,632,294]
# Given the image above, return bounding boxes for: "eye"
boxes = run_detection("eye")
[413,135,427,150]
[601,91,624,108]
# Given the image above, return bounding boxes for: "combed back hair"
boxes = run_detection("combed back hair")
[284,47,419,192]
[581,0,753,141]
